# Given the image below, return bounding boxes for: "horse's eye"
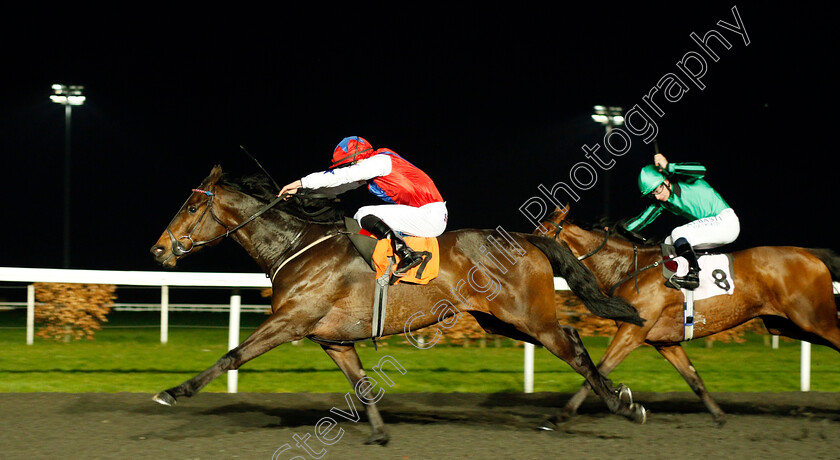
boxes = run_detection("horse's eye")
[188,206,198,214]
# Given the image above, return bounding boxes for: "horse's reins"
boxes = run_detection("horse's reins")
[165,187,285,256]
[167,186,345,281]
[544,215,660,295]
[165,144,301,256]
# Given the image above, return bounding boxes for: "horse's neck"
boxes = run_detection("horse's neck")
[566,226,659,287]
[221,192,333,273]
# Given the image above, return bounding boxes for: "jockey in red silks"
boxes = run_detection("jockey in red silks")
[279,136,448,275]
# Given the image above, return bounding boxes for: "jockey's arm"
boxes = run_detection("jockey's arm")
[664,162,706,180]
[623,203,663,233]
[301,155,392,190]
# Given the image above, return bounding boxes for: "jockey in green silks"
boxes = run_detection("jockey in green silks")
[621,153,740,290]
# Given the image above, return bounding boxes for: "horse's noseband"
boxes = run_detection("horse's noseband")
[165,188,227,257]
[168,229,195,256]
[541,210,566,239]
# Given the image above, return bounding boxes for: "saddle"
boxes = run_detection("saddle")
[659,243,736,341]
[660,243,735,300]
[343,217,439,285]
[343,217,440,341]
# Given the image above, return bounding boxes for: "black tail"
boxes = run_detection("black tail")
[525,234,644,326]
[806,248,840,282]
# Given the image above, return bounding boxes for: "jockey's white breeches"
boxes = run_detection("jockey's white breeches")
[667,208,740,249]
[354,201,448,238]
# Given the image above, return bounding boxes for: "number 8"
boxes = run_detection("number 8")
[712,269,730,291]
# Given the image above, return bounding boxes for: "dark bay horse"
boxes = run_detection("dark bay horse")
[537,206,840,425]
[150,166,646,444]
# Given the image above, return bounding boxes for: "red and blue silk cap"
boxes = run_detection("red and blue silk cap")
[331,136,374,168]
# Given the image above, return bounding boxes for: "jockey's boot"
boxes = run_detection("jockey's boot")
[673,237,700,290]
[360,215,423,275]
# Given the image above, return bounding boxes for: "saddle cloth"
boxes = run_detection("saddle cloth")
[664,253,735,301]
[372,236,440,285]
[341,217,439,285]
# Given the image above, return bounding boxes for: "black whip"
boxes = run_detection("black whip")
[240,145,282,192]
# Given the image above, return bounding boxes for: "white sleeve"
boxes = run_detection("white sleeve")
[300,155,392,190]
[305,181,364,197]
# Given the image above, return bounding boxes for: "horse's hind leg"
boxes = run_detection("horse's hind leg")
[773,288,840,352]
[153,312,298,405]
[559,322,646,420]
[320,344,389,446]
[656,344,726,426]
[537,324,646,427]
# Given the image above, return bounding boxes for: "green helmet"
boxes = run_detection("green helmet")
[638,165,666,196]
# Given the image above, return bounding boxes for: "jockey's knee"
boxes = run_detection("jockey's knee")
[353,207,377,223]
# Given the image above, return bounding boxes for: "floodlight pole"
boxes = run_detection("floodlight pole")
[591,105,624,221]
[63,103,72,269]
[51,84,85,269]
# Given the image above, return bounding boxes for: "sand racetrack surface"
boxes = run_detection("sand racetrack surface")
[2,391,840,460]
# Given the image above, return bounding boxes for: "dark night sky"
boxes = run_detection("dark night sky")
[1,4,836,274]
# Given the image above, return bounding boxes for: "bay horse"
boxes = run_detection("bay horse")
[537,205,840,426]
[149,165,646,444]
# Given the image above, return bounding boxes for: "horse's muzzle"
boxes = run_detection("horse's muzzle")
[150,243,177,268]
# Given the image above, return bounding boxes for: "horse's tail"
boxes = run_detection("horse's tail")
[525,234,644,326]
[806,248,840,282]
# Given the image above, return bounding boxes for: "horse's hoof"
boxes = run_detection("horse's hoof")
[713,413,727,428]
[630,403,647,424]
[152,391,176,406]
[616,383,633,405]
[537,415,564,431]
[364,432,389,446]
[537,421,557,431]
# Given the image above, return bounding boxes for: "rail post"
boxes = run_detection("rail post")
[160,285,169,344]
[228,290,241,393]
[801,341,811,391]
[524,343,534,393]
[26,284,35,345]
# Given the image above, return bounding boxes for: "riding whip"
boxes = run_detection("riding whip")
[240,145,282,192]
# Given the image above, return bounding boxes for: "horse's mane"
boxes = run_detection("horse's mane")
[219,173,345,223]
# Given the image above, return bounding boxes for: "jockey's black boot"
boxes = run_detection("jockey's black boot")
[360,215,423,275]
[673,237,700,290]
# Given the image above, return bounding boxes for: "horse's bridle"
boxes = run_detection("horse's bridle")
[165,187,285,256]
[542,211,659,295]
[541,211,609,261]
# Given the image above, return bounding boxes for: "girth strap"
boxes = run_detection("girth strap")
[683,290,695,341]
[608,260,661,296]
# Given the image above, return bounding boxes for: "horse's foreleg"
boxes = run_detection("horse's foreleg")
[320,344,389,446]
[561,322,646,420]
[656,344,726,426]
[153,314,296,405]
[538,324,646,428]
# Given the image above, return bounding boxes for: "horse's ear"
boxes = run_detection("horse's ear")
[210,165,223,180]
[202,165,224,187]
[555,203,571,220]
